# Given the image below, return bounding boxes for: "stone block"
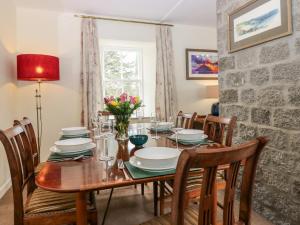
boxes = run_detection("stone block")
[241,89,255,104]
[239,123,257,140]
[272,61,300,82]
[296,38,300,55]
[219,89,238,103]
[259,42,290,64]
[222,105,249,121]
[257,86,285,107]
[258,127,288,150]
[236,48,258,69]
[226,71,246,87]
[274,108,300,130]
[259,147,298,175]
[250,67,270,86]
[256,166,290,192]
[288,86,300,106]
[289,133,300,153]
[219,56,235,72]
[251,108,271,125]
[291,178,300,204]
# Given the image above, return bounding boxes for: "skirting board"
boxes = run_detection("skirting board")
[0,178,11,199]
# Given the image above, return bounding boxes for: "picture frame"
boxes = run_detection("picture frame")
[185,49,218,80]
[228,0,292,53]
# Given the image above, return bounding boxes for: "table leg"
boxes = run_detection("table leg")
[153,181,158,216]
[76,192,88,225]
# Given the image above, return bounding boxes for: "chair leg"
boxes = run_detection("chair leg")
[153,181,158,216]
[159,181,165,215]
[141,183,144,195]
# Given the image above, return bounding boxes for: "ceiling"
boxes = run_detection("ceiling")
[13,0,217,27]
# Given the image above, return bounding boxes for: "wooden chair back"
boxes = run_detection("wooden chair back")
[171,137,268,225]
[193,115,207,130]
[203,115,237,147]
[14,117,39,167]
[0,125,35,224]
[176,111,197,129]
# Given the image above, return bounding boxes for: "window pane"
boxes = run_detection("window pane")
[104,51,122,80]
[104,81,122,97]
[122,51,138,80]
[123,81,140,96]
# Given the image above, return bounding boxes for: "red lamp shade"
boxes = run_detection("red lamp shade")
[17,54,60,81]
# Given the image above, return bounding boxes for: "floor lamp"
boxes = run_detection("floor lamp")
[17,54,60,158]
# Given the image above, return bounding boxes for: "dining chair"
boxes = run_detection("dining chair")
[14,117,44,175]
[203,115,237,147]
[193,115,207,130]
[175,111,197,129]
[159,115,237,215]
[140,136,268,225]
[0,125,98,225]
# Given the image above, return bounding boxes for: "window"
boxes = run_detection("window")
[102,47,143,98]
[100,39,156,117]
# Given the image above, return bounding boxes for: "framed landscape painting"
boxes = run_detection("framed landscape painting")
[228,0,292,52]
[185,49,218,80]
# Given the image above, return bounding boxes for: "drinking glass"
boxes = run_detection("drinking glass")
[151,112,160,139]
[172,127,184,151]
[98,133,114,161]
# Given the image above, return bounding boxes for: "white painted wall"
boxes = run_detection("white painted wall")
[12,7,218,162]
[0,0,16,198]
[173,25,218,114]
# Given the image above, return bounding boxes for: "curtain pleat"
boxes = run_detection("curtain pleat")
[80,18,103,128]
[155,25,178,121]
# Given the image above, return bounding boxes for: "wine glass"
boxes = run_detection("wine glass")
[151,112,160,139]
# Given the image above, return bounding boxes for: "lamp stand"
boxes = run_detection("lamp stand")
[35,80,42,161]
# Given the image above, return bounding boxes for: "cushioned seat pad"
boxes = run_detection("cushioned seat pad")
[25,188,77,214]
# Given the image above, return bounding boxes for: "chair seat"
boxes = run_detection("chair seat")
[140,207,198,225]
[25,188,95,216]
[164,171,225,194]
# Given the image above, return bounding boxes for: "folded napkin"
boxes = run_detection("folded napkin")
[48,150,93,162]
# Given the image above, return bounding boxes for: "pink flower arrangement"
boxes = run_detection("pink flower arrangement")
[104,93,142,115]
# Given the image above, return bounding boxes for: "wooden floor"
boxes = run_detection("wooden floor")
[0,185,273,225]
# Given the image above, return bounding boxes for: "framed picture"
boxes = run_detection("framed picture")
[228,0,292,53]
[185,49,218,80]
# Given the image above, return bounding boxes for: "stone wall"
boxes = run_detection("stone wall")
[217,0,300,224]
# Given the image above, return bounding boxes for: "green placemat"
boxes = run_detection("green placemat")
[124,161,176,179]
[59,134,90,140]
[48,150,93,162]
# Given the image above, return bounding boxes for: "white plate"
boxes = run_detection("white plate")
[169,134,208,142]
[50,143,96,155]
[134,147,180,169]
[61,127,88,135]
[55,138,92,152]
[59,130,90,137]
[177,129,205,141]
[129,156,176,172]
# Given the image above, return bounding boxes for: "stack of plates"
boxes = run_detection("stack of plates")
[60,127,90,138]
[170,129,208,145]
[50,138,95,156]
[150,122,174,132]
[130,147,180,172]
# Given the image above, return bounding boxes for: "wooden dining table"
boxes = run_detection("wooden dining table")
[36,123,224,225]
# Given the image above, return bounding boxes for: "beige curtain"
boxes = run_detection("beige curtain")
[80,18,103,128]
[155,25,178,121]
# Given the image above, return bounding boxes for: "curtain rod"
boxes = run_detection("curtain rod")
[74,14,174,27]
